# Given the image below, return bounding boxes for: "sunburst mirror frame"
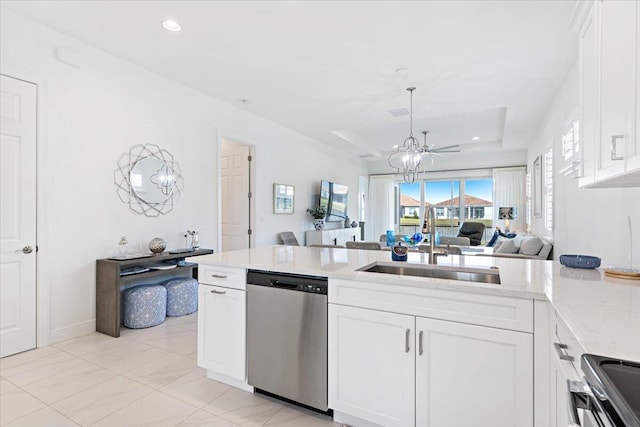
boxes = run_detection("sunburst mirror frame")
[114,143,184,217]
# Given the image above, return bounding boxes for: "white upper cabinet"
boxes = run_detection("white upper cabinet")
[598,0,636,179]
[577,0,640,187]
[578,1,600,187]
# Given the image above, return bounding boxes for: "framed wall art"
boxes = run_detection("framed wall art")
[273,183,295,214]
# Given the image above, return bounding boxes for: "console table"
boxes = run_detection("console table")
[96,249,213,337]
[306,227,361,246]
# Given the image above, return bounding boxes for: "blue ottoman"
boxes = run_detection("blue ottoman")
[162,278,198,317]
[123,285,167,329]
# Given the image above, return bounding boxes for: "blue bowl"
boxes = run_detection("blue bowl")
[559,254,601,269]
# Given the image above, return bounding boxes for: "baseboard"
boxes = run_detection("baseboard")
[333,411,383,427]
[48,319,96,344]
[205,370,254,393]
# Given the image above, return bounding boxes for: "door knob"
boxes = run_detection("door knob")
[15,246,33,254]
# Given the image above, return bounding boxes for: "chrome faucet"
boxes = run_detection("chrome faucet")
[423,205,448,264]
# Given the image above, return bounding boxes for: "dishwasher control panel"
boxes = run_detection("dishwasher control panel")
[298,283,327,294]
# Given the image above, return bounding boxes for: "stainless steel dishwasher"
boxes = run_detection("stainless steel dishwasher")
[247,270,328,412]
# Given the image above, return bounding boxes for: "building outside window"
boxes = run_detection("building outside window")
[396,178,493,243]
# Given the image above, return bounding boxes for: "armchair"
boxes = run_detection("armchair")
[457,222,486,246]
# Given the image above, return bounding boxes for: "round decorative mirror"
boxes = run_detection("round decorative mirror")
[114,144,183,216]
[130,158,176,204]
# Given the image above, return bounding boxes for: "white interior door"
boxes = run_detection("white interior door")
[1,75,37,358]
[221,141,250,251]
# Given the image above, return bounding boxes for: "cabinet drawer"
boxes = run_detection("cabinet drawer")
[199,265,246,290]
[329,279,533,333]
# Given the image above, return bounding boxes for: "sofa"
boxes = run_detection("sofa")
[479,232,553,260]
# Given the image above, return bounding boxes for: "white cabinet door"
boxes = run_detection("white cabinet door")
[578,1,600,186]
[415,317,533,427]
[551,352,570,427]
[631,2,640,174]
[597,0,636,180]
[329,304,415,427]
[197,284,246,381]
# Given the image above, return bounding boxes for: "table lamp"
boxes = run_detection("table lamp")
[498,207,517,233]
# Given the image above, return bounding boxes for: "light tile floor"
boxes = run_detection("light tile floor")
[0,313,340,426]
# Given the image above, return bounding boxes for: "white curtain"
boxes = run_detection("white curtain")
[366,175,395,241]
[493,167,527,233]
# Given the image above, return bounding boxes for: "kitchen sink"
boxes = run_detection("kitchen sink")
[357,262,501,284]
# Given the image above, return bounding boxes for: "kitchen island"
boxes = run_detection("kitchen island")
[195,245,639,427]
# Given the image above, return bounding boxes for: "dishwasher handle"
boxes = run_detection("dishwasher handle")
[269,279,299,289]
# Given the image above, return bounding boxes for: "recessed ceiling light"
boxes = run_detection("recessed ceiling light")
[472,136,480,141]
[240,99,251,105]
[395,67,409,75]
[162,20,182,32]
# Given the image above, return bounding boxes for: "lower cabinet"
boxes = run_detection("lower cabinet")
[329,304,415,427]
[197,284,246,381]
[416,317,533,427]
[329,304,534,427]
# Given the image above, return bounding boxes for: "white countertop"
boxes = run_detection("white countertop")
[193,245,640,362]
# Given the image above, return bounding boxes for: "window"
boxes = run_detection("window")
[464,179,492,225]
[560,108,581,178]
[398,182,421,233]
[393,172,493,243]
[422,178,492,243]
[544,148,553,231]
[424,180,460,238]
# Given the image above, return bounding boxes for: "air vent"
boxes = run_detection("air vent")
[358,154,377,159]
[388,108,409,117]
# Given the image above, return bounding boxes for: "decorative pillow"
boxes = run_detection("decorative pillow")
[520,237,544,256]
[513,233,528,248]
[495,239,519,254]
[538,242,553,260]
[494,236,514,250]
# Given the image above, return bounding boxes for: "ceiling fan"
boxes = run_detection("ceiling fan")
[420,131,461,155]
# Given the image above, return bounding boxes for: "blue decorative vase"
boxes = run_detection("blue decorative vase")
[313,219,325,230]
[386,230,395,247]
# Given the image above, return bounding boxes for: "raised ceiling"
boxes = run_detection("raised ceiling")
[3,0,578,160]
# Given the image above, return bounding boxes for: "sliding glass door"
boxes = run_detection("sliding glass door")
[398,182,421,237]
[463,179,493,243]
[395,176,493,244]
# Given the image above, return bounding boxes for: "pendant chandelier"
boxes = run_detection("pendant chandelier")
[388,87,433,183]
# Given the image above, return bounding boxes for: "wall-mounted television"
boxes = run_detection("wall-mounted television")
[319,180,348,222]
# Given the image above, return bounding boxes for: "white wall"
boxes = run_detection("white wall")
[1,9,367,343]
[528,61,640,266]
